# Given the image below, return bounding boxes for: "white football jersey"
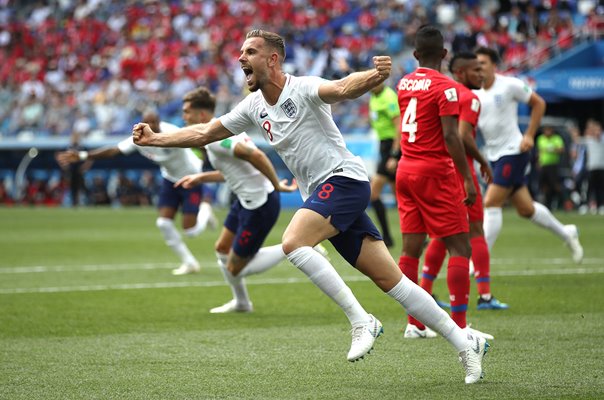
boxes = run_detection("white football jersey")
[219,74,368,200]
[474,74,533,161]
[206,131,274,210]
[118,121,201,182]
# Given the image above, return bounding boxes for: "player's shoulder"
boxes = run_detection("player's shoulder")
[495,73,524,88]
[159,121,180,133]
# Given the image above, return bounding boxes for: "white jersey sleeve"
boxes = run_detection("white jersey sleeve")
[219,96,256,136]
[117,137,138,155]
[206,132,274,210]
[120,121,201,182]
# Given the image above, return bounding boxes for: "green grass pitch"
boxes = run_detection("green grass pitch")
[1,207,603,399]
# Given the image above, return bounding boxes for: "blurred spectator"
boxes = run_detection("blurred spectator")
[115,173,144,206]
[58,131,92,207]
[537,125,565,210]
[583,119,604,215]
[89,175,112,206]
[139,170,159,206]
[0,180,14,205]
[568,122,588,210]
[1,0,600,140]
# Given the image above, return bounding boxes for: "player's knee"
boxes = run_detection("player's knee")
[516,205,534,219]
[183,226,199,238]
[156,217,173,230]
[214,241,230,255]
[281,239,298,256]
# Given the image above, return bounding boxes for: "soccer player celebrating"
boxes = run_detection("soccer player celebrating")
[174,86,299,313]
[133,29,488,384]
[420,52,507,313]
[56,110,213,275]
[395,27,493,344]
[473,47,583,264]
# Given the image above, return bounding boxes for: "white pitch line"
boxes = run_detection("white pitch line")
[1,258,603,274]
[1,266,604,295]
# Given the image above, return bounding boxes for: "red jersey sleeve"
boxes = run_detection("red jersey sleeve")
[436,80,460,117]
[458,87,480,128]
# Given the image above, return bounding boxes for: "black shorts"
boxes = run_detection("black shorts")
[376,138,397,180]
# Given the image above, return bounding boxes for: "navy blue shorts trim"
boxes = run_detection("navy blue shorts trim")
[158,177,202,214]
[224,190,280,258]
[301,176,382,266]
[491,153,530,189]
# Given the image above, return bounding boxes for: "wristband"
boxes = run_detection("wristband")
[390,150,401,158]
[78,151,89,161]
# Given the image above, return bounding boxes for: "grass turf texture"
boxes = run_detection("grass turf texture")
[1,207,603,399]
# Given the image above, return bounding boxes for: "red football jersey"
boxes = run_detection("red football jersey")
[458,84,480,139]
[457,83,481,168]
[397,67,460,176]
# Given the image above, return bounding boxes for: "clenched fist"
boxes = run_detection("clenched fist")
[132,123,156,146]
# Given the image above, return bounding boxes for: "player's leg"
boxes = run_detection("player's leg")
[155,179,200,274]
[483,183,513,250]
[370,173,394,247]
[470,220,509,310]
[197,184,218,231]
[212,226,253,313]
[510,186,583,263]
[283,178,381,361]
[441,232,471,330]
[420,239,447,296]
[211,192,284,313]
[355,236,488,382]
[398,232,440,337]
[180,185,218,237]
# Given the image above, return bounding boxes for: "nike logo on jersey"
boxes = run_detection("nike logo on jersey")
[260,110,268,119]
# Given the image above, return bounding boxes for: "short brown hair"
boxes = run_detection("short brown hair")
[246,29,286,61]
[475,47,500,64]
[183,87,216,112]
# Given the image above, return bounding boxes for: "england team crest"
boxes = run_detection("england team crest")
[280,98,297,118]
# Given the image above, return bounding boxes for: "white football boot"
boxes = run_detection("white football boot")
[172,261,200,275]
[210,299,253,314]
[564,224,584,264]
[465,325,494,340]
[459,332,489,384]
[403,323,438,339]
[347,314,383,362]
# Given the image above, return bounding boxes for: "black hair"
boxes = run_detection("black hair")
[449,52,478,73]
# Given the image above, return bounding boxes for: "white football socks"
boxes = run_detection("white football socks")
[483,207,503,250]
[183,202,214,237]
[530,202,569,241]
[387,275,468,352]
[156,217,198,266]
[216,252,250,306]
[239,244,285,278]
[287,246,370,327]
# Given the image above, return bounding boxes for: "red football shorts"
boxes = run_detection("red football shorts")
[396,170,469,238]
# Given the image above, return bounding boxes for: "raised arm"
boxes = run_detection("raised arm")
[233,142,297,192]
[133,119,232,148]
[318,56,392,104]
[56,145,121,168]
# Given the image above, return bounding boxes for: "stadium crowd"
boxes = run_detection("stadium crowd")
[1,0,603,138]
